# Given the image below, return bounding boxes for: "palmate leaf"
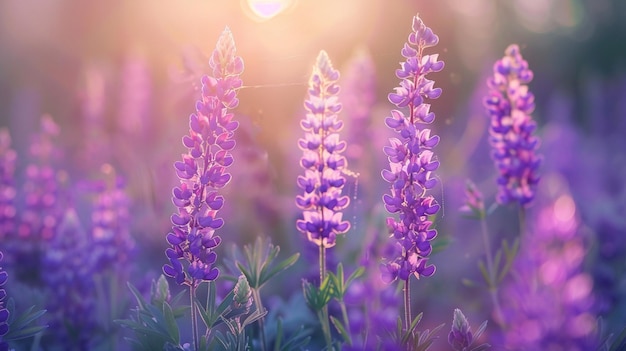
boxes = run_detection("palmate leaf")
[3,298,47,342]
[196,289,236,329]
[235,236,300,290]
[115,281,184,350]
[387,313,444,351]
[326,263,364,300]
[302,277,332,312]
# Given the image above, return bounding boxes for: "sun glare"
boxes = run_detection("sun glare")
[244,0,293,21]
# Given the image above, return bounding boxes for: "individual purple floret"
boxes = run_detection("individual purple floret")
[484,44,541,206]
[381,15,443,282]
[296,50,350,249]
[163,27,243,287]
[0,130,17,239]
[0,250,9,349]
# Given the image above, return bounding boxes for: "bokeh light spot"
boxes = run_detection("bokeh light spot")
[244,0,293,21]
[554,194,575,223]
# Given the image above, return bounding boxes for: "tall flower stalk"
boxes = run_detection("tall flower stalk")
[162,27,243,351]
[296,50,350,349]
[484,44,540,237]
[381,14,443,332]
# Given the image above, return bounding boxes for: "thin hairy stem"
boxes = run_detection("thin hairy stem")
[190,283,199,351]
[252,288,267,351]
[518,206,526,240]
[319,244,332,350]
[404,277,411,332]
[480,216,504,326]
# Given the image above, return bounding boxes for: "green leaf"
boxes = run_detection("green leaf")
[474,320,488,340]
[609,326,626,351]
[260,252,299,288]
[478,260,490,287]
[498,238,519,283]
[3,325,47,341]
[470,344,491,351]
[401,312,424,345]
[128,282,149,311]
[274,317,284,351]
[486,202,499,216]
[2,303,47,342]
[196,290,235,329]
[162,302,180,343]
[6,305,46,330]
[330,315,352,346]
[344,267,365,290]
[302,278,332,311]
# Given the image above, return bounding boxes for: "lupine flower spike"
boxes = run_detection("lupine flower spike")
[0,130,17,239]
[484,44,540,206]
[19,115,62,241]
[296,50,350,253]
[297,50,349,349]
[381,14,443,331]
[163,27,243,288]
[381,15,443,286]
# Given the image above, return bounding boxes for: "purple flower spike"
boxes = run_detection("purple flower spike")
[0,129,17,239]
[163,27,243,287]
[296,50,350,248]
[18,115,62,241]
[0,250,9,345]
[381,15,443,282]
[484,44,541,206]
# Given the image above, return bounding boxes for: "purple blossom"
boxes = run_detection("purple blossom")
[0,130,17,239]
[344,231,403,350]
[0,250,8,349]
[381,15,443,282]
[90,171,135,274]
[460,180,485,218]
[42,209,96,348]
[484,44,541,206]
[499,177,597,350]
[18,115,62,241]
[296,50,350,248]
[163,27,243,287]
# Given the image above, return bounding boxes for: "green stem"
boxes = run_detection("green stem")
[319,244,332,350]
[339,299,351,346]
[252,288,267,351]
[518,206,526,240]
[190,283,199,351]
[403,277,411,332]
[480,215,503,326]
